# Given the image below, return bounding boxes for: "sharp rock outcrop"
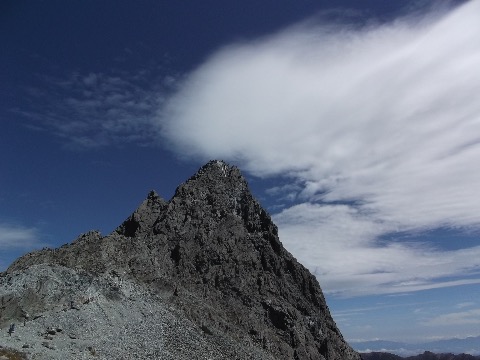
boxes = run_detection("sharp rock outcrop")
[1,160,360,360]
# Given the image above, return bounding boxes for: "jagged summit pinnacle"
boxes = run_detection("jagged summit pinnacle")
[175,159,246,195]
[146,189,161,200]
[184,160,236,180]
[195,159,233,175]
[1,160,360,360]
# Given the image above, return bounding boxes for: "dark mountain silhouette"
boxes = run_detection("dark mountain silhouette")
[0,160,360,360]
[361,352,403,360]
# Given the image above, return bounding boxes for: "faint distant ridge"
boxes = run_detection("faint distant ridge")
[354,337,480,357]
[361,351,480,360]
[1,160,360,359]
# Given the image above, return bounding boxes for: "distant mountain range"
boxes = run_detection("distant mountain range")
[361,351,480,360]
[354,337,480,357]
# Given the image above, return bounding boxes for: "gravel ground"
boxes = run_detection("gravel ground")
[0,265,274,360]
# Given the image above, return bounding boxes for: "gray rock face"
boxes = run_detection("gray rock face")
[2,160,360,360]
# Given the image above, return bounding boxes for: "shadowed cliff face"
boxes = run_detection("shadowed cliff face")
[5,160,360,360]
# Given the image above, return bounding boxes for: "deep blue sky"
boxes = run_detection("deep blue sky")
[2,0,479,350]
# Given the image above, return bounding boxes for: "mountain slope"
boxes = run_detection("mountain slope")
[1,160,360,360]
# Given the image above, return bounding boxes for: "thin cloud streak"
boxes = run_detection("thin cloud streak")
[425,308,480,326]
[18,70,169,149]
[159,2,480,296]
[0,224,49,271]
[0,224,46,251]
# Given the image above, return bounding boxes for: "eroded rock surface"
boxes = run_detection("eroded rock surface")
[2,160,360,360]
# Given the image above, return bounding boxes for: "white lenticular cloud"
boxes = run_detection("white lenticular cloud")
[160,2,480,296]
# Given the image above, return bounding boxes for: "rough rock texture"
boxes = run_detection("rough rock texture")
[1,160,360,360]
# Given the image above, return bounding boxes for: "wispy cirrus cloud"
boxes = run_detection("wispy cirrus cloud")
[274,203,480,296]
[0,223,47,271]
[0,223,42,250]
[158,1,480,296]
[18,69,173,149]
[455,302,476,309]
[425,308,480,326]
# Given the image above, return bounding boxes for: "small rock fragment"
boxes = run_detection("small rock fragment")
[42,341,56,350]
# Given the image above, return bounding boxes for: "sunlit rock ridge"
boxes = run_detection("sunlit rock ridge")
[1,160,360,360]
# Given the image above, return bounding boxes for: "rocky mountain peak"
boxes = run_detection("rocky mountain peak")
[1,161,360,360]
[164,159,272,237]
[188,159,240,180]
[173,160,247,206]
